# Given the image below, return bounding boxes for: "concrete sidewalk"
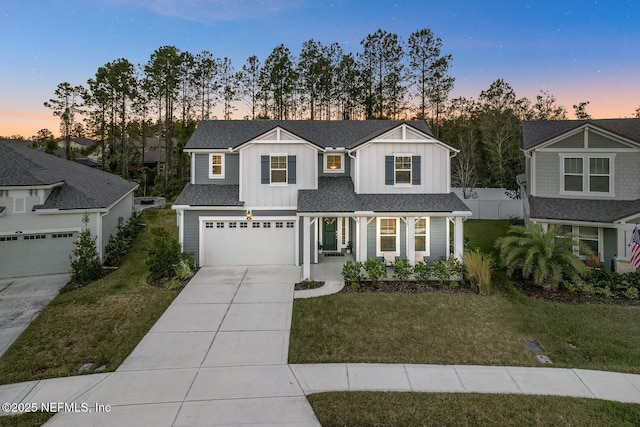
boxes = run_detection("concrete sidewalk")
[291,363,640,404]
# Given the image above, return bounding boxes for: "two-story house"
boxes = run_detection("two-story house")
[173,120,472,279]
[520,118,640,272]
[0,141,137,279]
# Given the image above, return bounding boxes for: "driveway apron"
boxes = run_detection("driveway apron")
[46,266,321,426]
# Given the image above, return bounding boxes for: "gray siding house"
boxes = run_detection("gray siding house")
[0,141,137,279]
[520,118,640,272]
[174,120,471,279]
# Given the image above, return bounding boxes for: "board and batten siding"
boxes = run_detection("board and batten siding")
[193,153,239,185]
[356,142,449,194]
[240,143,317,207]
[429,217,447,260]
[534,150,640,200]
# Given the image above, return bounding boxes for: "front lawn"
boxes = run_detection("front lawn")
[308,392,640,427]
[0,208,180,384]
[290,218,640,372]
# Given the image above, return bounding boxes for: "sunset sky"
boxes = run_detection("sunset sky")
[1,0,639,138]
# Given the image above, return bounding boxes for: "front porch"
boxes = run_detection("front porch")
[300,213,468,280]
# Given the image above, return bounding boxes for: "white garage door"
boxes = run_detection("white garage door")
[0,232,76,279]
[202,219,296,266]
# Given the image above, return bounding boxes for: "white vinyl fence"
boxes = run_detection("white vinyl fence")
[452,188,523,220]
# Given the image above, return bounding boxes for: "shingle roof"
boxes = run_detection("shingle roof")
[529,196,640,223]
[522,118,640,150]
[0,141,137,210]
[174,184,244,207]
[185,120,433,150]
[298,177,471,213]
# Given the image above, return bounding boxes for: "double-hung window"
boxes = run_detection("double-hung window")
[415,218,428,253]
[377,218,399,255]
[209,153,225,179]
[324,154,344,173]
[270,155,287,183]
[395,156,412,184]
[561,155,613,195]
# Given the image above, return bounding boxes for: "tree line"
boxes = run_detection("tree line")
[36,27,640,196]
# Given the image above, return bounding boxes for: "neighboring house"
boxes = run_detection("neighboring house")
[36,146,99,168]
[173,120,471,279]
[0,141,138,279]
[520,118,640,272]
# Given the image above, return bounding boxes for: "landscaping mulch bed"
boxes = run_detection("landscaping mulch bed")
[340,281,472,294]
[294,280,325,291]
[515,282,640,306]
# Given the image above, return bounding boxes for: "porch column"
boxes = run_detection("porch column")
[454,216,464,260]
[313,217,319,263]
[302,216,311,279]
[358,216,368,262]
[406,216,416,265]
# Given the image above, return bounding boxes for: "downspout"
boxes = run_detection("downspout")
[347,150,357,193]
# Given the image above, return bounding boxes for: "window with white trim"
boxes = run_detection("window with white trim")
[271,155,287,183]
[578,226,599,257]
[209,153,225,179]
[395,155,412,184]
[563,157,583,192]
[589,158,610,193]
[324,154,344,173]
[378,218,399,254]
[415,218,428,252]
[561,154,613,195]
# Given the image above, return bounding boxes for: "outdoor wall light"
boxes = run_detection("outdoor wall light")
[245,210,252,220]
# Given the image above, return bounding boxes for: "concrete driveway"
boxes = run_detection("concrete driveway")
[0,275,69,357]
[45,265,321,426]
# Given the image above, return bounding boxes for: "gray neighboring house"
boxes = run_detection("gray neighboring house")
[520,118,640,272]
[0,141,138,279]
[173,120,471,279]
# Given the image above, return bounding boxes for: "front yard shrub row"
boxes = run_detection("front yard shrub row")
[342,256,480,292]
[564,270,640,300]
[104,211,144,267]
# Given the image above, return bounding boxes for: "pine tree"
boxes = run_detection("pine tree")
[69,214,103,285]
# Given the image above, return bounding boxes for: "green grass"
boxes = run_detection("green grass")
[464,219,512,254]
[308,392,640,427]
[290,219,640,372]
[0,208,180,385]
[0,412,54,427]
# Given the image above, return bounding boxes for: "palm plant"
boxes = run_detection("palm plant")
[495,223,589,289]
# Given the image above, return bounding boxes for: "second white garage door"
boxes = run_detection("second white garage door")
[201,219,296,266]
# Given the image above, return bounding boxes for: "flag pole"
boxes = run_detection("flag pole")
[629,224,638,247]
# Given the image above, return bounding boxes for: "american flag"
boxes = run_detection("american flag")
[632,228,640,270]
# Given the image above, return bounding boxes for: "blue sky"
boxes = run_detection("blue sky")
[1,0,639,137]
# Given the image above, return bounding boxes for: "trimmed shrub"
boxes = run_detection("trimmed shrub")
[342,260,364,286]
[392,258,413,281]
[413,262,432,283]
[146,226,182,282]
[363,258,387,283]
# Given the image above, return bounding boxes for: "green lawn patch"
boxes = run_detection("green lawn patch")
[308,392,640,427]
[0,411,54,427]
[289,288,640,372]
[0,208,180,385]
[464,219,512,254]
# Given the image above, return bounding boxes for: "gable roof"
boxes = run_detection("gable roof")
[0,141,137,210]
[522,118,640,150]
[185,120,434,150]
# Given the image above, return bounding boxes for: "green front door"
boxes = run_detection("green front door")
[322,218,338,251]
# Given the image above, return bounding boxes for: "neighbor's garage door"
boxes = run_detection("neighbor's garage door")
[202,219,295,266]
[0,232,76,279]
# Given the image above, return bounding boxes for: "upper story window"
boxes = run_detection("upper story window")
[261,155,296,185]
[209,153,225,179]
[271,155,287,183]
[324,153,344,173]
[385,155,421,186]
[395,156,412,184]
[561,154,613,195]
